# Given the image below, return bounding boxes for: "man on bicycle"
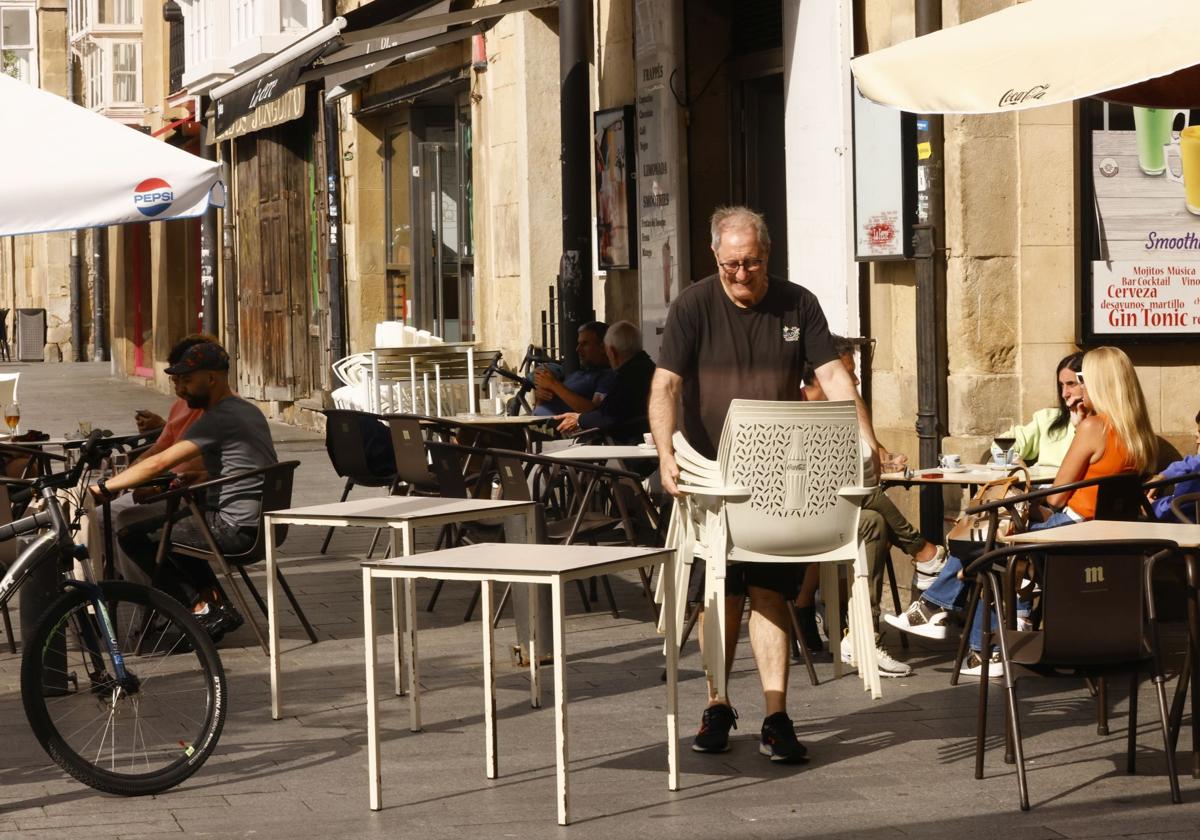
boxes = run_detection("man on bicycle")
[89,341,278,642]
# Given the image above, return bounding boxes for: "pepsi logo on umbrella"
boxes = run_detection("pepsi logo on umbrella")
[133,178,175,217]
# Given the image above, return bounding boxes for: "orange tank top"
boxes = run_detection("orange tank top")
[1067,416,1137,520]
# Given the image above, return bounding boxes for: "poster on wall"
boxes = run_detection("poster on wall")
[852,85,915,261]
[1084,99,1200,340]
[595,106,637,270]
[634,0,688,360]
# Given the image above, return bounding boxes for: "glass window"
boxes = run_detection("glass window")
[0,4,35,85]
[98,0,137,25]
[281,0,306,31]
[86,45,103,106]
[232,0,254,44]
[112,41,137,102]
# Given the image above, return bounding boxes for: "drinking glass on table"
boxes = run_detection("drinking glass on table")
[78,419,93,438]
[992,416,1016,466]
[4,402,19,436]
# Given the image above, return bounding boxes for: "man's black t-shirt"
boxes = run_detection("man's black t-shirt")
[657,274,838,458]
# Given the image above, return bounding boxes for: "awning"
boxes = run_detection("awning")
[212,0,557,132]
[0,73,223,237]
[850,0,1200,115]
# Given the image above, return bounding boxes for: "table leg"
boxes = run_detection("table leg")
[822,564,843,679]
[526,511,541,709]
[1189,571,1200,778]
[482,580,498,779]
[663,556,679,792]
[266,518,282,720]
[406,578,421,732]
[552,579,570,825]
[392,527,406,697]
[363,570,382,811]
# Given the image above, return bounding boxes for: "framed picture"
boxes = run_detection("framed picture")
[594,105,637,270]
[1079,98,1200,341]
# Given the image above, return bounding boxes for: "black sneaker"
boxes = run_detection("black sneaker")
[194,602,244,644]
[692,704,738,753]
[759,712,809,763]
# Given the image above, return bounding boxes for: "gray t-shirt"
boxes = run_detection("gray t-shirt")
[182,396,278,528]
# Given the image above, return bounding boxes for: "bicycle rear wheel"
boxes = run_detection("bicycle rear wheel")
[21,580,226,795]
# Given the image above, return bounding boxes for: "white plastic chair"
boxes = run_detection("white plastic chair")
[0,372,19,408]
[659,399,881,699]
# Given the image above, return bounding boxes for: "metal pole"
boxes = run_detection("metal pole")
[66,52,83,361]
[91,228,109,362]
[199,117,219,336]
[556,0,594,374]
[323,99,346,361]
[913,0,948,541]
[221,151,239,383]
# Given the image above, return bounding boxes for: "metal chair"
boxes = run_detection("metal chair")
[148,461,315,655]
[319,409,398,556]
[966,540,1183,810]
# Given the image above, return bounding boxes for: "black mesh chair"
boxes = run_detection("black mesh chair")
[320,410,398,556]
[967,540,1182,810]
[149,461,315,654]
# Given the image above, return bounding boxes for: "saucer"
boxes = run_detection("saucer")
[939,465,967,473]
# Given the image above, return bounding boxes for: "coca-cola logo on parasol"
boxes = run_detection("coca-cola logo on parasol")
[998,84,1050,108]
[133,178,175,217]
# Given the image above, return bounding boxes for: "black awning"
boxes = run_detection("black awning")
[214,41,327,135]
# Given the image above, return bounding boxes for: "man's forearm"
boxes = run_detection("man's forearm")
[648,380,678,454]
[556,387,598,413]
[105,455,171,493]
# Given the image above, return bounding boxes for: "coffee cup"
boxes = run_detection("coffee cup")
[938,453,962,470]
[1165,125,1200,215]
[1134,107,1189,175]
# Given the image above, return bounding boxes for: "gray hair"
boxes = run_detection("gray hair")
[603,320,642,358]
[710,206,771,252]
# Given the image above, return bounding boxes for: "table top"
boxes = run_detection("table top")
[1001,519,1200,548]
[363,542,672,575]
[271,496,536,522]
[543,444,659,461]
[882,464,1058,486]
[446,413,554,426]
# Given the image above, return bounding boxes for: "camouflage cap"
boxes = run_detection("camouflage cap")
[164,341,230,375]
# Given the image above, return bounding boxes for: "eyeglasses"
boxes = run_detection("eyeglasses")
[718,258,765,274]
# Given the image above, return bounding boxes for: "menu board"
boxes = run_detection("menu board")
[634,0,688,359]
[1084,99,1200,339]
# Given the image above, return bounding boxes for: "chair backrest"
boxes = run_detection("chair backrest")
[1093,472,1148,522]
[492,451,533,502]
[425,441,470,499]
[214,461,300,564]
[322,409,396,485]
[1037,542,1152,665]
[716,399,863,557]
[387,416,436,489]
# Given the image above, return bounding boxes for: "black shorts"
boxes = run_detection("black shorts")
[685,559,803,603]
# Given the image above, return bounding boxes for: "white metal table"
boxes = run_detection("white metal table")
[361,542,679,825]
[263,496,539,720]
[543,444,659,461]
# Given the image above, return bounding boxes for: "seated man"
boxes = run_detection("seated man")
[554,320,656,443]
[1148,409,1200,520]
[793,340,945,678]
[89,341,279,642]
[91,334,214,588]
[532,321,615,415]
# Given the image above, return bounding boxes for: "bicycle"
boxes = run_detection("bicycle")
[0,430,226,795]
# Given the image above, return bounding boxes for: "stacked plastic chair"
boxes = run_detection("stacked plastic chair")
[658,399,881,699]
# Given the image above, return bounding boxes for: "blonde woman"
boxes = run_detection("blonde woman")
[888,346,1156,675]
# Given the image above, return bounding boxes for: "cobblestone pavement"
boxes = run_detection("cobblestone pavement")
[1,364,1199,839]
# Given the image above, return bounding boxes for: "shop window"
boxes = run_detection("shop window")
[0,3,36,86]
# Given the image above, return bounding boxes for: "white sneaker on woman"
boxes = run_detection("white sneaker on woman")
[913,545,948,590]
[883,599,950,640]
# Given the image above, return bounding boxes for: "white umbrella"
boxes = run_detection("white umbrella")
[0,73,223,236]
[850,0,1200,114]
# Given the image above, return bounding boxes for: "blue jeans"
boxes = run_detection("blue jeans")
[921,511,1076,651]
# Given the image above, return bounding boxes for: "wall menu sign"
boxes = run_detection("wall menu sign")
[1083,99,1200,340]
[633,0,688,360]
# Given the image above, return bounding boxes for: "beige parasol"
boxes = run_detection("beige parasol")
[850,0,1200,114]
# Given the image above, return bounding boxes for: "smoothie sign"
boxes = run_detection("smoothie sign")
[1089,103,1200,338]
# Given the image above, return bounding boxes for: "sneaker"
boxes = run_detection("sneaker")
[193,602,244,644]
[759,712,809,763]
[692,704,738,753]
[883,599,949,640]
[840,635,913,679]
[913,545,948,590]
[959,650,1003,679]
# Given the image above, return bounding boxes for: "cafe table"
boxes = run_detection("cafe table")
[263,496,539,720]
[1001,519,1200,777]
[361,541,678,825]
[542,443,660,462]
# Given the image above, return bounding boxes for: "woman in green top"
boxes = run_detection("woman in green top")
[994,352,1085,468]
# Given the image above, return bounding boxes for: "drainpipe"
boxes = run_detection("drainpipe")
[220,152,239,384]
[91,227,109,361]
[556,0,593,372]
[913,0,948,539]
[322,0,346,362]
[199,116,219,336]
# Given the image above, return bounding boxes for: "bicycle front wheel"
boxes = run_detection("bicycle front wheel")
[21,580,227,795]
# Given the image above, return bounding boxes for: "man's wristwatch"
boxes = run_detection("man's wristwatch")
[97,478,112,499]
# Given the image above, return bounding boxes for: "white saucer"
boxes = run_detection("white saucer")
[939,466,967,473]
